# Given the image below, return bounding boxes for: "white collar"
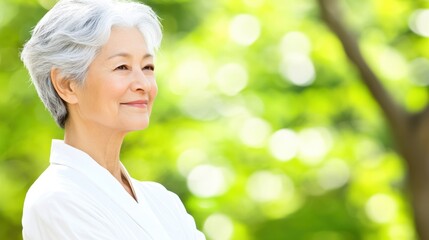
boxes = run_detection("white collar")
[50,139,138,201]
[49,139,171,240]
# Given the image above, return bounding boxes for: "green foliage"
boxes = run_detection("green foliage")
[0,0,424,239]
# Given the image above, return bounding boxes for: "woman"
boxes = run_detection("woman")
[20,0,205,239]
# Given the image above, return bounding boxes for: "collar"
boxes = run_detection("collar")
[49,139,171,240]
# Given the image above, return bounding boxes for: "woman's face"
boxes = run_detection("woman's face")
[72,27,157,132]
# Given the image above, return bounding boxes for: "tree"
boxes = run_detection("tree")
[318,0,429,239]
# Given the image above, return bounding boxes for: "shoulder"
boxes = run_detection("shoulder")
[23,166,106,228]
[25,167,74,208]
[22,169,117,240]
[24,170,99,222]
[24,165,90,209]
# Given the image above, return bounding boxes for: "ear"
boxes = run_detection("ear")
[50,68,79,104]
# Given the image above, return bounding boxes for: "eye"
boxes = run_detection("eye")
[143,64,155,71]
[115,65,129,70]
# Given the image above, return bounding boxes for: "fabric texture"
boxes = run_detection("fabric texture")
[22,140,205,240]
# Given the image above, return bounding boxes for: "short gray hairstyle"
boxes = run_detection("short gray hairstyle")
[21,0,162,128]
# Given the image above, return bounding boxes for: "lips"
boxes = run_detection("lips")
[121,99,149,109]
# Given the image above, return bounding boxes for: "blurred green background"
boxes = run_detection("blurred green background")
[2,0,429,239]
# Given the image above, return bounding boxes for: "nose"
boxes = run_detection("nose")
[131,69,152,93]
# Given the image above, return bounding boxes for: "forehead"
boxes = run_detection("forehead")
[99,26,150,57]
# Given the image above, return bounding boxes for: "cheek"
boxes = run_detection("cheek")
[84,80,128,115]
[151,80,158,99]
[102,80,129,101]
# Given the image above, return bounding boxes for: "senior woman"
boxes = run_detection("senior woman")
[20,0,205,239]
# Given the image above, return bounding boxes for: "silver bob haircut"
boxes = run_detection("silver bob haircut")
[21,0,162,128]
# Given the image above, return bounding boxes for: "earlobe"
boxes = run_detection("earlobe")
[50,68,79,104]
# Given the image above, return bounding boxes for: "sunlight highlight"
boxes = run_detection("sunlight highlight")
[177,148,208,177]
[180,91,220,120]
[280,31,311,55]
[246,170,294,203]
[229,14,261,46]
[409,9,429,37]
[365,194,397,223]
[170,59,210,94]
[279,53,315,86]
[378,48,407,81]
[279,31,315,86]
[317,159,350,190]
[203,213,234,240]
[187,165,229,198]
[298,127,332,165]
[268,129,298,161]
[215,63,248,96]
[239,117,272,148]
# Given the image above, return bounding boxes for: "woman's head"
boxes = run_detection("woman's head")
[21,0,162,128]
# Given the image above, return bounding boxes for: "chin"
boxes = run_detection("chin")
[125,120,150,132]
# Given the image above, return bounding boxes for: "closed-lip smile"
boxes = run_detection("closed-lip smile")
[121,99,149,108]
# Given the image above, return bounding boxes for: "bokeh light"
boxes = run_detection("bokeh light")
[239,117,272,148]
[279,53,315,86]
[2,0,418,239]
[187,164,230,198]
[387,224,415,240]
[279,31,315,86]
[409,9,429,37]
[203,213,234,240]
[246,170,294,203]
[377,47,407,81]
[170,59,210,94]
[229,14,261,46]
[268,129,299,161]
[317,159,350,190]
[365,194,398,223]
[215,63,248,96]
[280,31,311,55]
[409,58,429,86]
[180,91,220,120]
[177,148,208,177]
[298,127,332,165]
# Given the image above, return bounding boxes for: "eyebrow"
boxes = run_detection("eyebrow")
[107,52,153,60]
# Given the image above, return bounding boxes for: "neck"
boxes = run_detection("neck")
[63,120,126,179]
[63,116,137,201]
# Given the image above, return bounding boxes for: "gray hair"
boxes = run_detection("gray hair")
[21,0,162,128]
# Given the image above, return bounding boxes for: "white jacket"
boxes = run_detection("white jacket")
[22,140,205,240]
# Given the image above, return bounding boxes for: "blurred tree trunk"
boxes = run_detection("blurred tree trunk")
[317,0,429,239]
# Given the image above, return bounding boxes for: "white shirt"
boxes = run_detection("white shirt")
[22,140,206,240]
